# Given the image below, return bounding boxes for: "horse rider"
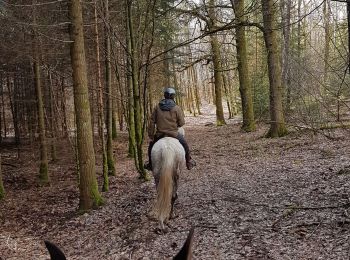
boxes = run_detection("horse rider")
[144,87,196,171]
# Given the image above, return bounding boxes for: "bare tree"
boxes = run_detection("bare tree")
[69,0,103,210]
[261,0,288,137]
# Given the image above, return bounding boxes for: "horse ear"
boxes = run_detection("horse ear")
[44,240,67,260]
[173,227,195,260]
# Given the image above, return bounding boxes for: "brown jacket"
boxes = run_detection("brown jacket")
[148,100,185,138]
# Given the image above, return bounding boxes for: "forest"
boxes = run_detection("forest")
[1,0,350,259]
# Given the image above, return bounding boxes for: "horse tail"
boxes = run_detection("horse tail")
[154,147,174,223]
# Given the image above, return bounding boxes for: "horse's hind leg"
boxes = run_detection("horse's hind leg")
[155,220,169,234]
[170,171,179,219]
[170,193,178,219]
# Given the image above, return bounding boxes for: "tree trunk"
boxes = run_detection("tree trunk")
[48,70,57,161]
[281,0,292,112]
[126,8,136,159]
[233,0,256,131]
[60,77,68,137]
[0,74,3,143]
[323,0,330,84]
[112,87,118,140]
[222,73,232,119]
[210,35,226,125]
[94,1,108,191]
[297,0,302,76]
[1,81,6,138]
[127,0,148,179]
[261,0,288,137]
[228,72,238,116]
[69,0,103,211]
[347,1,350,73]
[0,155,4,200]
[7,75,20,145]
[104,0,116,176]
[34,48,49,183]
[208,0,226,125]
[191,65,201,115]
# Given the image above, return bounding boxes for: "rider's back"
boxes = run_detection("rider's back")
[149,98,185,138]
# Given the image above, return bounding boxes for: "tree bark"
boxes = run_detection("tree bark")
[104,0,116,176]
[48,70,57,162]
[323,0,330,84]
[1,80,6,138]
[210,34,226,125]
[0,155,4,200]
[34,47,49,183]
[208,0,226,125]
[190,64,201,115]
[60,77,68,137]
[94,1,108,191]
[233,0,256,131]
[69,0,103,211]
[127,0,148,179]
[261,0,288,137]
[7,75,20,145]
[0,74,3,143]
[281,0,292,112]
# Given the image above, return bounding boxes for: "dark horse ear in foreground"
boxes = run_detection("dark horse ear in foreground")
[45,228,194,260]
[44,241,67,260]
[173,227,195,260]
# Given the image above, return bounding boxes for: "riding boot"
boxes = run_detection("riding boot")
[144,140,155,171]
[177,134,196,170]
[185,153,196,170]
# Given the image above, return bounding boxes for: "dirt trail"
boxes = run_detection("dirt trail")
[1,103,350,259]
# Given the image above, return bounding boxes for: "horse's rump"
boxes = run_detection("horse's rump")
[151,137,185,227]
[151,137,185,184]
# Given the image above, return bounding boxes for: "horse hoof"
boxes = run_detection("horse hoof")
[170,213,179,220]
[155,226,169,234]
[147,212,157,221]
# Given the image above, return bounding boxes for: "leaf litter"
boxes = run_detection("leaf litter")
[1,104,350,259]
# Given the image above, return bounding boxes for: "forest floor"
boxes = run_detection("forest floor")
[1,104,350,259]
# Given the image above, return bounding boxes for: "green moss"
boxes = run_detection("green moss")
[102,156,109,192]
[266,126,288,138]
[91,183,104,208]
[320,122,350,130]
[107,156,116,176]
[128,145,135,158]
[242,122,256,132]
[216,120,226,126]
[77,179,104,211]
[139,171,151,181]
[0,183,5,200]
[277,127,288,137]
[77,196,103,214]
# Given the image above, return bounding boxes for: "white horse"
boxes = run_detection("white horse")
[151,128,186,231]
